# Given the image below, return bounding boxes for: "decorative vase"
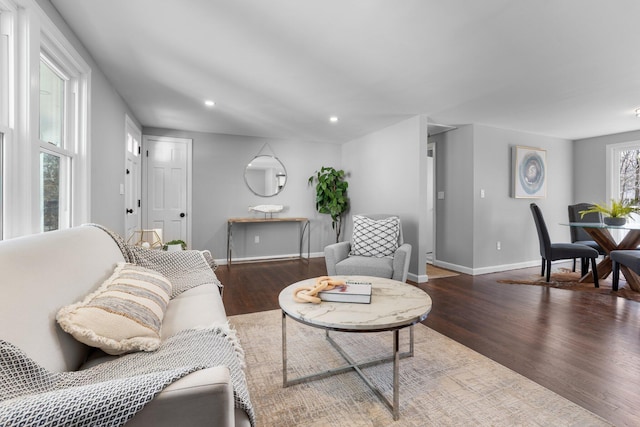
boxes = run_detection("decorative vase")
[604,216,626,226]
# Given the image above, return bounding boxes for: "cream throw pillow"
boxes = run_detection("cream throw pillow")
[57,263,172,355]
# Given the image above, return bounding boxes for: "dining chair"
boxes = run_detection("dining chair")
[530,203,599,286]
[567,203,605,271]
[611,250,640,291]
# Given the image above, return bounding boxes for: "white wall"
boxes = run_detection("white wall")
[341,116,427,280]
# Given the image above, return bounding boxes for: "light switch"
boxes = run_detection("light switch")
[437,191,445,200]
[119,183,125,195]
[480,189,485,198]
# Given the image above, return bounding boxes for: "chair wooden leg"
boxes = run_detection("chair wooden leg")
[545,260,551,282]
[541,258,545,277]
[612,261,619,291]
[591,258,599,288]
[572,258,577,272]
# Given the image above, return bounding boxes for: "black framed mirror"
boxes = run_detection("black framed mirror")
[244,155,287,197]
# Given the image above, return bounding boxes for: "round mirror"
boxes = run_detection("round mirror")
[244,155,287,197]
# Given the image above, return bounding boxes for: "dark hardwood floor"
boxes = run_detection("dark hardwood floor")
[217,258,640,426]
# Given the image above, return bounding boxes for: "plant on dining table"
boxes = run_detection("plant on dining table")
[580,199,638,225]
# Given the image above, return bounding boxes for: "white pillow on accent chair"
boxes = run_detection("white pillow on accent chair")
[349,215,400,258]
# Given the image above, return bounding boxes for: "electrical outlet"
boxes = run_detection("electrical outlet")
[254,235,260,244]
[496,241,501,250]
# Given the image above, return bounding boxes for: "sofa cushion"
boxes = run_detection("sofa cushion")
[350,215,400,258]
[335,255,394,279]
[57,263,172,355]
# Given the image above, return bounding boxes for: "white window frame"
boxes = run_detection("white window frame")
[606,140,640,228]
[1,0,90,238]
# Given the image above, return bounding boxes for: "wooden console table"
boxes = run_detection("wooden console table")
[226,217,310,266]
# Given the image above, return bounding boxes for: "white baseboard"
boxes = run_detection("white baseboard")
[431,259,542,276]
[216,251,324,266]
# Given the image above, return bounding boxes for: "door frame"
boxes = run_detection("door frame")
[124,115,142,240]
[427,141,436,264]
[141,135,193,248]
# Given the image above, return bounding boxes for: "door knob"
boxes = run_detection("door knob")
[126,208,133,214]
[180,212,186,218]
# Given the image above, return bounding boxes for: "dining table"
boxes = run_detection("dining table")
[562,221,640,291]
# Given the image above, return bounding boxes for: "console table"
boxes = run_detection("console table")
[226,217,310,266]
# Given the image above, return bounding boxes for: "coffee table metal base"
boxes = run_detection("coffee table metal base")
[281,311,414,421]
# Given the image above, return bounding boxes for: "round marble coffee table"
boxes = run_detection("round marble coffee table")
[278,275,432,421]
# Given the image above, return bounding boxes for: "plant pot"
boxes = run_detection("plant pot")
[165,244,183,252]
[604,217,626,226]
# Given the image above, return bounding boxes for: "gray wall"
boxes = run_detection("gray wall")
[341,116,427,280]
[143,128,341,261]
[37,0,141,236]
[573,129,640,204]
[434,124,574,273]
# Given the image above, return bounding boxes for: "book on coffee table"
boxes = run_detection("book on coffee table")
[319,280,372,304]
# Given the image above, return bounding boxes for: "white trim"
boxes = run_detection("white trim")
[433,259,541,276]
[215,251,324,266]
[605,139,640,203]
[0,0,90,237]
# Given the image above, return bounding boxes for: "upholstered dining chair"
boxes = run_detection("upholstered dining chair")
[567,203,605,272]
[530,203,599,286]
[324,214,412,282]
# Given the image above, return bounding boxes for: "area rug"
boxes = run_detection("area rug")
[497,269,640,303]
[229,310,610,426]
[426,264,459,279]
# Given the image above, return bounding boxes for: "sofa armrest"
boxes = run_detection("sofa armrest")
[391,243,412,282]
[127,366,236,427]
[324,241,351,275]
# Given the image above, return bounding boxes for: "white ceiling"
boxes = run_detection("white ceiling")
[50,0,640,143]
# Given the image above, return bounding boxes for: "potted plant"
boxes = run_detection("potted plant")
[308,166,349,242]
[163,239,187,251]
[580,199,638,226]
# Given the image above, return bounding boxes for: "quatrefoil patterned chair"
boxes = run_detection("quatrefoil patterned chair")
[324,214,412,282]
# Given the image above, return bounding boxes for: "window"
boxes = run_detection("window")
[0,0,90,238]
[615,147,640,203]
[38,55,73,231]
[607,141,640,225]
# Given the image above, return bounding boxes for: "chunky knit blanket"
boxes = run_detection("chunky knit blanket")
[0,326,255,426]
[0,225,255,426]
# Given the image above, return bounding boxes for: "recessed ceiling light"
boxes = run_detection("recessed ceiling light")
[329,116,339,123]
[204,100,216,107]
[636,108,640,118]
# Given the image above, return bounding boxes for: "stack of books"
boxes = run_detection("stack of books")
[318,280,372,304]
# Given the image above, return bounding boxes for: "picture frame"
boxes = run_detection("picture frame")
[512,146,546,198]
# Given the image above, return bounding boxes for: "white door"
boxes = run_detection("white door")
[142,135,192,247]
[124,116,142,241]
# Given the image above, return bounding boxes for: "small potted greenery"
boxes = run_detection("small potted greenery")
[163,239,187,251]
[580,199,638,226]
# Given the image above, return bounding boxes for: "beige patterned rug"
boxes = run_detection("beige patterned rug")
[229,310,611,427]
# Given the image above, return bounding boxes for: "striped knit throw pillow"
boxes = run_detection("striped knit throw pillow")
[57,263,172,355]
[350,215,400,258]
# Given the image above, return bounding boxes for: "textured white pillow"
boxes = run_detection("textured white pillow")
[57,263,172,355]
[350,215,400,258]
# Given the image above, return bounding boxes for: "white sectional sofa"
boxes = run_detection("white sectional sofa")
[0,225,253,427]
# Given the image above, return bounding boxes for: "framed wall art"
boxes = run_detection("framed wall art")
[512,146,546,198]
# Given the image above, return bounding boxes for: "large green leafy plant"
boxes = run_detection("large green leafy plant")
[308,167,349,242]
